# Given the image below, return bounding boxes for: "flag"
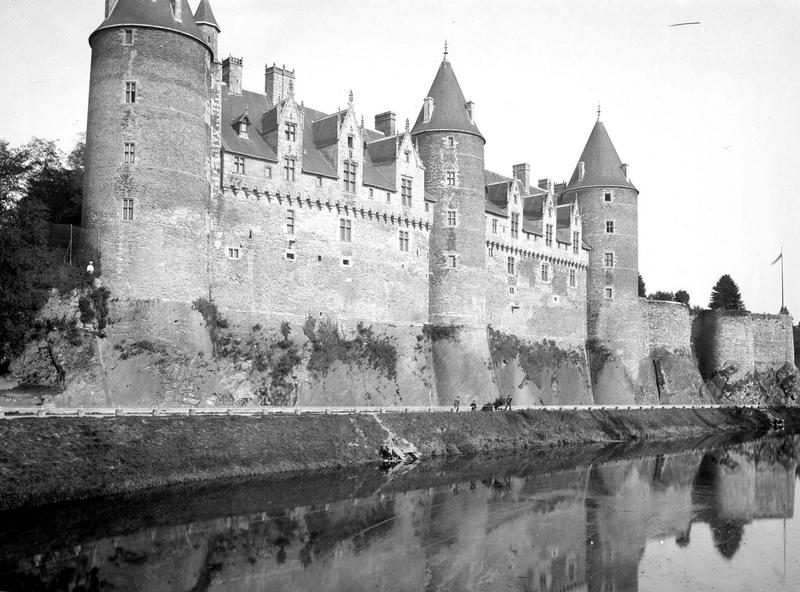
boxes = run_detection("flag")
[771,252,783,265]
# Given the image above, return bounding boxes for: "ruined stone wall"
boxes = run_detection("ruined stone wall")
[694,311,795,379]
[82,28,211,302]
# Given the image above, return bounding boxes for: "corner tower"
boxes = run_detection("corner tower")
[82,0,213,302]
[564,117,642,402]
[412,50,497,404]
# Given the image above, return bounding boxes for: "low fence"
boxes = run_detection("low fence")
[0,403,761,420]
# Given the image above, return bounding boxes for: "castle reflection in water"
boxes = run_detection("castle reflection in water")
[1,436,797,591]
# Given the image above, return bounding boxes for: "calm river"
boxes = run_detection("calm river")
[1,434,798,591]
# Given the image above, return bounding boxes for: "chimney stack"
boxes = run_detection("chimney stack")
[105,0,117,18]
[222,57,243,95]
[512,163,530,191]
[374,111,396,136]
[265,64,296,106]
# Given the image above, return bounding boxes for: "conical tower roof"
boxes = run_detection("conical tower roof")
[90,0,210,50]
[411,57,484,142]
[566,120,636,192]
[194,0,220,31]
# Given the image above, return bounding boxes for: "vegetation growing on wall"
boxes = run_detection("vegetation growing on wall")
[422,324,459,343]
[78,286,111,337]
[487,327,586,389]
[586,338,615,386]
[303,315,398,382]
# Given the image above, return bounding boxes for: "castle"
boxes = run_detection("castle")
[81,0,795,406]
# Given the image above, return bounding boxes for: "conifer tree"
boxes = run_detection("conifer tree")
[675,290,690,305]
[709,274,745,311]
[638,274,646,298]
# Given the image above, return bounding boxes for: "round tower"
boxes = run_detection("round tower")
[412,51,498,404]
[82,0,214,302]
[564,117,642,402]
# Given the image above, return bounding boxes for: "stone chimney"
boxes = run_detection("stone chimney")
[222,57,243,95]
[538,178,551,191]
[512,163,530,190]
[375,111,396,137]
[105,0,117,18]
[265,64,295,106]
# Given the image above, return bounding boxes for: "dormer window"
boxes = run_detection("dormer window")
[285,122,296,142]
[578,161,585,182]
[238,121,248,138]
[423,97,434,123]
[347,134,354,149]
[404,150,411,163]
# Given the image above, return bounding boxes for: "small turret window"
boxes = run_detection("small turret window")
[447,254,457,268]
[448,137,454,148]
[606,220,615,234]
[123,142,135,164]
[124,81,136,104]
[123,29,134,45]
[604,252,615,267]
[605,287,614,299]
[569,269,576,288]
[604,192,612,202]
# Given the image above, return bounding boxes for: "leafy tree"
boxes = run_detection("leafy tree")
[638,274,646,298]
[24,138,83,224]
[675,289,690,305]
[794,323,799,368]
[648,291,674,302]
[709,274,746,311]
[0,140,31,212]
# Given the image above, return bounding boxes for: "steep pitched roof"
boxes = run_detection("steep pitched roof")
[411,59,484,141]
[91,0,210,50]
[220,88,277,162]
[194,0,219,31]
[566,120,637,192]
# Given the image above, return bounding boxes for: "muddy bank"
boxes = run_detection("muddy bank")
[1,406,799,511]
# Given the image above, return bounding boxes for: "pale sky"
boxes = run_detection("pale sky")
[1,0,798,316]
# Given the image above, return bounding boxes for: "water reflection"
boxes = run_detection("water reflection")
[1,436,797,591]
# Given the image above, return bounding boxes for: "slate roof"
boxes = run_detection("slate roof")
[221,88,277,162]
[566,120,637,192]
[91,0,210,50]
[193,0,219,30]
[411,59,484,141]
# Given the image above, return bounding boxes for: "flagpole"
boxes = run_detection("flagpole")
[780,246,784,312]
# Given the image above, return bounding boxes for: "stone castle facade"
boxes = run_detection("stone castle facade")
[81,0,795,406]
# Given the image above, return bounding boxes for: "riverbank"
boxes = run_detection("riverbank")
[1,406,799,511]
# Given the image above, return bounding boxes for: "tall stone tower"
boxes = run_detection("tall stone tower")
[412,51,498,404]
[82,0,214,302]
[564,118,642,402]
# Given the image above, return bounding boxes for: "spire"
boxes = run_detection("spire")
[411,56,484,141]
[194,0,220,31]
[566,120,637,192]
[443,40,449,61]
[348,89,354,105]
[597,102,601,121]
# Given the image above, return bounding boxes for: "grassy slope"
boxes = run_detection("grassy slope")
[0,407,795,511]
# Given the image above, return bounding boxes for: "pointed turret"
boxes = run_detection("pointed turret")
[194,0,220,31]
[411,54,484,142]
[567,120,636,192]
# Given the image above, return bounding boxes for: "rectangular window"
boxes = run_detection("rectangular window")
[511,213,519,239]
[446,210,457,226]
[425,202,430,212]
[404,150,411,163]
[123,142,136,164]
[285,122,297,141]
[122,198,134,221]
[283,156,296,181]
[492,219,498,234]
[569,268,576,288]
[447,254,457,268]
[316,176,323,187]
[228,247,240,260]
[286,252,296,261]
[401,177,413,207]
[286,209,295,234]
[541,263,550,282]
[573,231,580,254]
[446,171,456,186]
[368,188,374,199]
[342,257,352,267]
[386,192,391,204]
[125,81,136,104]
[545,223,553,247]
[123,29,134,45]
[448,136,454,147]
[606,220,615,233]
[604,252,614,267]
[605,287,614,299]
[265,165,272,179]
[343,160,356,192]
[398,230,410,252]
[347,135,354,149]
[339,218,352,242]
[507,256,515,275]
[604,192,612,202]
[234,155,245,174]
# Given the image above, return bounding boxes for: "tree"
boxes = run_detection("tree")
[648,291,674,302]
[638,274,646,298]
[0,140,31,212]
[675,289,690,305]
[709,274,746,311]
[793,323,799,369]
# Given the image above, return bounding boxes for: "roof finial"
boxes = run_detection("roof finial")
[443,40,449,60]
[597,102,601,121]
[405,118,410,133]
[360,115,364,128]
[348,89,354,104]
